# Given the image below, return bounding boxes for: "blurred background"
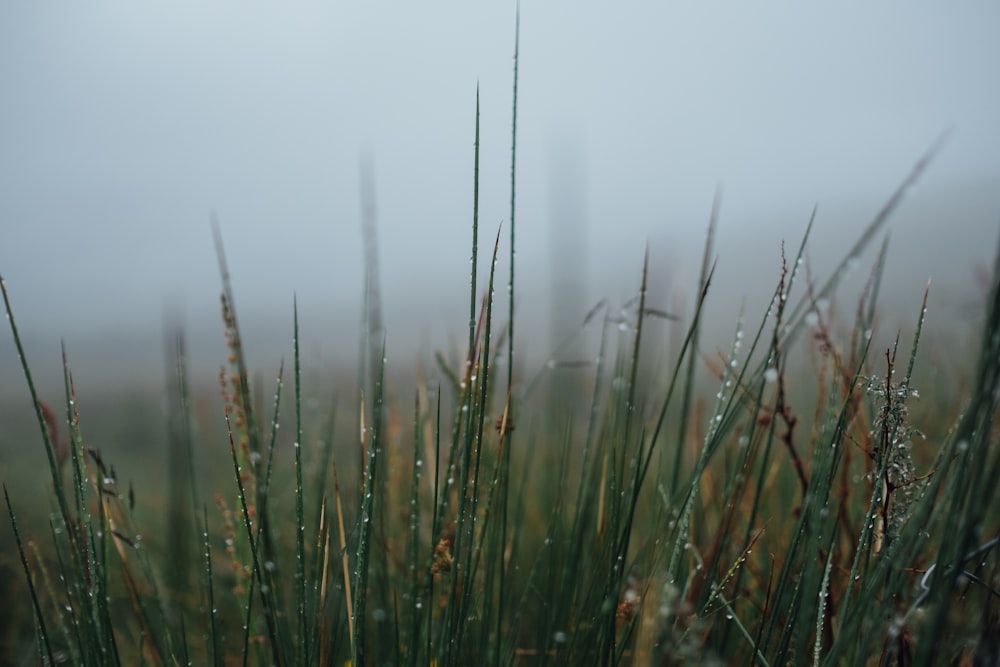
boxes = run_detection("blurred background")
[1,2,999,402]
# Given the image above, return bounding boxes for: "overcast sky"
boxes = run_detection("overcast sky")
[1,2,999,397]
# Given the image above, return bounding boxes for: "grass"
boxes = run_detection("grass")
[3,20,1000,667]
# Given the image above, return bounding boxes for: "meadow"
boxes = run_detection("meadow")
[2,30,1000,667]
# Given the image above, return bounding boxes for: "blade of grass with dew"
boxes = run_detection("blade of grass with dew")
[461,226,504,661]
[426,386,443,662]
[61,359,112,663]
[308,440,339,662]
[497,9,520,662]
[352,339,385,666]
[598,250,651,664]
[224,409,285,666]
[670,191,720,493]
[202,507,224,667]
[308,394,338,589]
[255,361,285,564]
[330,458,353,659]
[439,89,485,664]
[468,86,481,403]
[44,516,85,664]
[779,134,950,350]
[4,485,57,665]
[0,276,74,537]
[404,392,424,667]
[292,297,309,664]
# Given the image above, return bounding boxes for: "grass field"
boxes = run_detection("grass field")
[2,26,1000,667]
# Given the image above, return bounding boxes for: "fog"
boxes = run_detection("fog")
[2,3,999,401]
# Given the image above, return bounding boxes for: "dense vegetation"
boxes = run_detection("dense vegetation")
[2,20,999,667]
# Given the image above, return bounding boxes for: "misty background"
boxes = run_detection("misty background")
[1,3,999,403]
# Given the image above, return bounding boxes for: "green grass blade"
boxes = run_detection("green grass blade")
[0,276,74,534]
[4,484,56,665]
[293,297,309,664]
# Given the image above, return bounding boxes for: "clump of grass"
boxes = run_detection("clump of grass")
[3,21,1000,667]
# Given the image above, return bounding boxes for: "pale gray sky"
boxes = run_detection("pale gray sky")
[1,2,999,396]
